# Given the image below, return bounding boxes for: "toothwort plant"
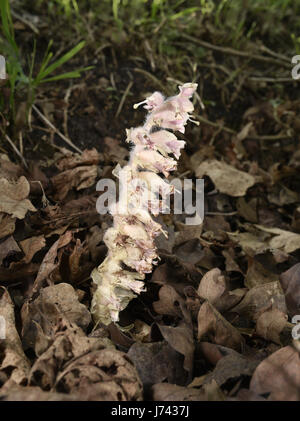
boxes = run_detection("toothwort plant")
[91,83,198,325]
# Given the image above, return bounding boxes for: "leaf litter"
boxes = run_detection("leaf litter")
[1,8,300,402]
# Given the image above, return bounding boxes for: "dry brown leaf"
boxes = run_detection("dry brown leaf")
[153,284,188,319]
[214,288,247,313]
[203,353,259,387]
[268,184,299,206]
[236,197,258,223]
[195,160,256,197]
[250,346,300,400]
[28,318,141,401]
[255,225,300,254]
[198,342,240,366]
[132,320,151,343]
[173,222,203,246]
[0,236,21,265]
[31,230,73,296]
[230,281,287,322]
[173,238,204,264]
[197,268,226,304]
[28,320,108,390]
[255,308,291,345]
[56,148,101,171]
[0,176,36,219]
[152,383,206,401]
[22,283,91,354]
[127,342,187,387]
[66,238,93,283]
[0,154,23,179]
[197,301,244,351]
[157,321,194,374]
[183,286,202,320]
[103,136,129,162]
[222,249,242,273]
[0,288,31,385]
[51,165,98,200]
[38,283,91,330]
[20,235,46,264]
[54,349,143,401]
[0,214,16,240]
[245,258,279,288]
[0,384,79,401]
[227,231,269,257]
[280,263,300,317]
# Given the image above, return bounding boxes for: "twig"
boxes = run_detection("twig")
[32,104,82,154]
[249,76,298,83]
[180,34,291,69]
[247,133,293,140]
[3,132,28,168]
[133,68,169,93]
[195,115,293,140]
[195,114,236,135]
[11,9,39,34]
[259,44,291,63]
[115,81,133,118]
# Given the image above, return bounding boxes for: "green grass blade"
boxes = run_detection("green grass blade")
[37,40,86,82]
[40,66,93,83]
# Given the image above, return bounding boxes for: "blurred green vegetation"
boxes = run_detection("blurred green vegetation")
[1,0,299,137]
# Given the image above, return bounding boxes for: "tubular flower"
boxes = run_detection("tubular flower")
[91,83,198,325]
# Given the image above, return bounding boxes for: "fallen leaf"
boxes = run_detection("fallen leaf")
[250,346,300,400]
[195,160,256,197]
[173,222,203,246]
[0,176,36,219]
[0,214,16,240]
[0,236,21,265]
[245,258,279,288]
[255,225,300,254]
[198,342,240,366]
[230,281,286,322]
[0,288,30,385]
[214,289,247,313]
[132,320,151,343]
[197,268,226,304]
[0,154,23,180]
[222,249,242,273]
[255,308,291,345]
[153,284,189,319]
[54,348,143,401]
[197,301,244,351]
[173,239,204,265]
[55,148,101,171]
[22,283,91,354]
[19,235,46,264]
[227,231,269,257]
[157,321,194,374]
[127,341,187,387]
[0,384,79,401]
[103,136,128,162]
[30,230,73,296]
[268,184,299,206]
[203,353,259,387]
[279,263,300,316]
[151,383,206,401]
[28,320,108,390]
[51,165,98,201]
[236,197,258,223]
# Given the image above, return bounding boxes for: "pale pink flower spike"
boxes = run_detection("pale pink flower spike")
[91,83,198,325]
